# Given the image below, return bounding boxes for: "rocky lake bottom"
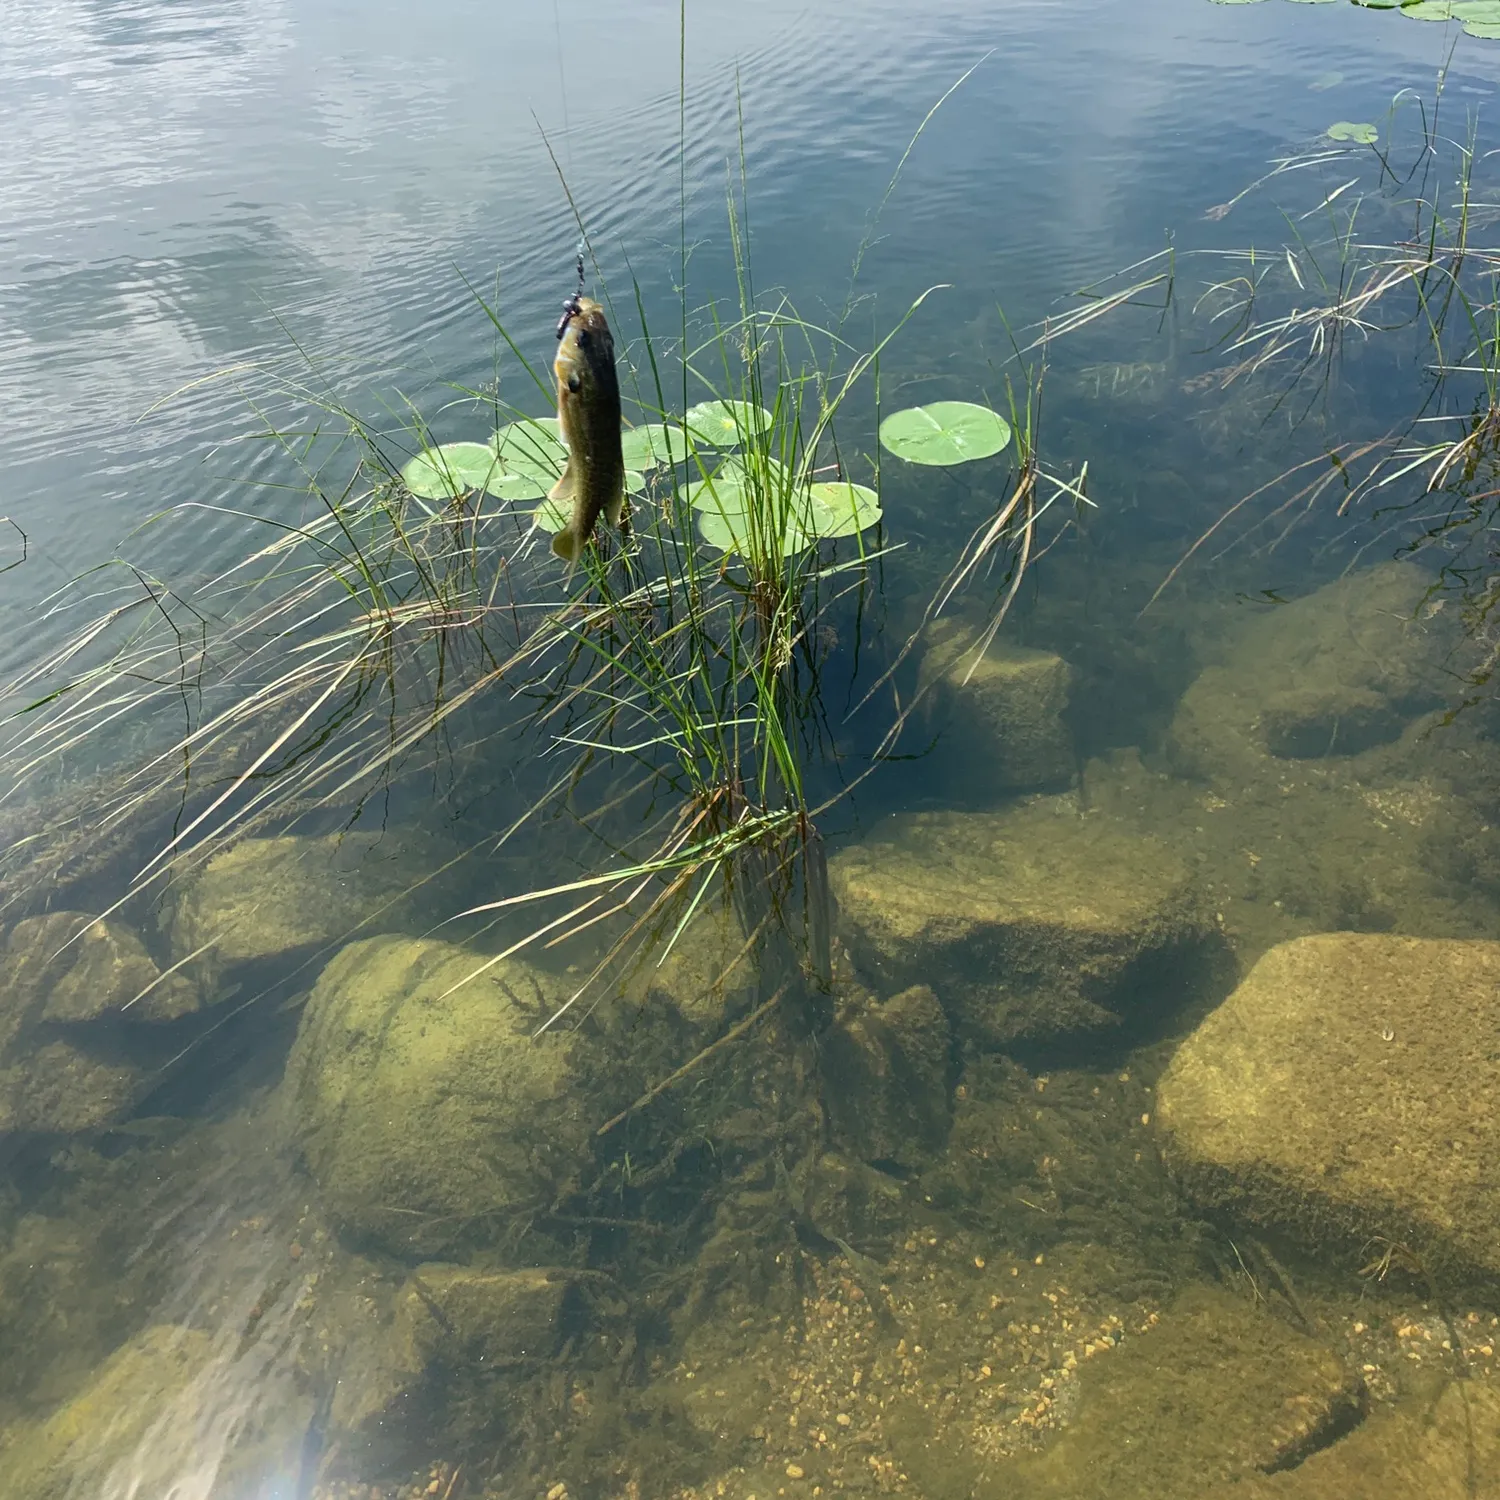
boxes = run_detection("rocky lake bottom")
[1,554,1498,1500]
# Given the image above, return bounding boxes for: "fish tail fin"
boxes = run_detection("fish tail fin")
[605,488,626,529]
[552,527,581,563]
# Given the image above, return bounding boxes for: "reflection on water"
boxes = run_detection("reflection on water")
[4,0,1500,1497]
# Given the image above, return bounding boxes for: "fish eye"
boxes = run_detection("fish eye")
[567,373,581,393]
[575,328,590,348]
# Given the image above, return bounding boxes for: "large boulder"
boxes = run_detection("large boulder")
[0,1324,215,1500]
[821,982,951,1169]
[1210,1379,1500,1500]
[278,935,596,1258]
[1157,934,1500,1285]
[917,620,1075,796]
[998,1286,1362,1500]
[0,912,197,1133]
[167,831,450,990]
[828,799,1222,1046]
[3,911,198,1024]
[329,1263,576,1463]
[1169,563,1456,780]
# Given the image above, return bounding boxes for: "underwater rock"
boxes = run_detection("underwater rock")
[917,619,1074,795]
[2,910,198,1025]
[822,982,951,1169]
[330,1263,575,1463]
[167,831,448,990]
[0,1041,147,1134]
[621,902,757,1034]
[1157,933,1500,1286]
[1211,1378,1500,1500]
[1169,562,1456,780]
[0,913,201,1134]
[995,1285,1361,1500]
[828,798,1221,1046]
[278,934,593,1258]
[2,1323,215,1500]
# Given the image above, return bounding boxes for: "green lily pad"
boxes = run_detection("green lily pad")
[804,482,882,540]
[493,419,568,482]
[1463,15,1500,31]
[1326,121,1380,144]
[625,469,647,494]
[878,402,1012,466]
[684,456,790,514]
[684,401,774,448]
[401,442,506,499]
[1402,0,1457,15]
[621,422,688,469]
[697,505,810,559]
[486,472,548,501]
[532,495,571,535]
[1456,0,1500,15]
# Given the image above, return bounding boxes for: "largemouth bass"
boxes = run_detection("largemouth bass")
[550,294,626,564]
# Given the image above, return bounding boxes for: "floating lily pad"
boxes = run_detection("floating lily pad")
[684,456,789,514]
[493,419,568,482]
[1326,121,1380,144]
[1402,0,1457,15]
[697,505,810,559]
[1464,15,1500,31]
[805,482,883,540]
[486,472,548,501]
[1456,0,1500,16]
[621,422,688,469]
[684,401,774,447]
[401,442,505,499]
[879,402,1012,466]
[532,495,570,535]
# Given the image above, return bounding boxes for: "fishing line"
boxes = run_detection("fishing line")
[551,0,574,177]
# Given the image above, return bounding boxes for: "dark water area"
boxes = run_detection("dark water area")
[3,1,1500,1497]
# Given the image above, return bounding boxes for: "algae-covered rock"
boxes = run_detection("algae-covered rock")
[1215,1378,1500,1500]
[828,799,1221,1046]
[1169,563,1455,780]
[999,1286,1362,1500]
[621,903,757,1034]
[1157,933,1500,1285]
[0,912,207,1133]
[3,911,198,1025]
[279,934,594,1257]
[918,619,1074,795]
[330,1263,574,1461]
[0,1041,147,1134]
[822,982,951,1168]
[1,1324,214,1500]
[168,831,446,988]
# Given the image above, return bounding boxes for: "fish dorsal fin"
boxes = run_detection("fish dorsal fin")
[548,458,577,503]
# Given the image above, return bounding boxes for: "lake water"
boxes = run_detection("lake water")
[2,1,1500,1497]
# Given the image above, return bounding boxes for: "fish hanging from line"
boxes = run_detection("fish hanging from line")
[549,292,626,565]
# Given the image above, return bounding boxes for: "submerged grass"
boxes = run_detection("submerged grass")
[1115,73,1500,711]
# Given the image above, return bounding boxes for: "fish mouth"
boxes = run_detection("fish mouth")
[556,293,583,341]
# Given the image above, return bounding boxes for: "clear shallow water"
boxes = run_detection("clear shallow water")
[2,2,1500,1498]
